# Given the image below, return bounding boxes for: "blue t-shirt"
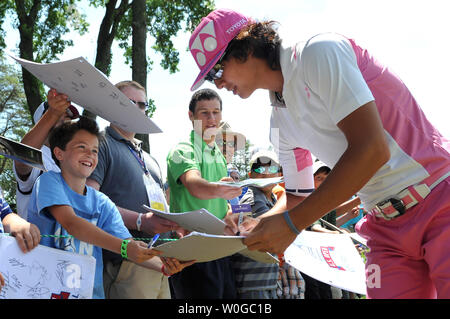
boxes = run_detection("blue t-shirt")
[0,192,13,233]
[27,171,131,299]
[340,208,364,229]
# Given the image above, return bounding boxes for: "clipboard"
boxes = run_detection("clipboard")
[154,232,278,264]
[143,205,278,264]
[0,135,44,171]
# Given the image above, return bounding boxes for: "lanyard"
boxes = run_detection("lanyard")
[127,145,149,176]
[127,144,167,212]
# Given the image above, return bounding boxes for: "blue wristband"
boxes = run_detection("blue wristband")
[283,210,301,235]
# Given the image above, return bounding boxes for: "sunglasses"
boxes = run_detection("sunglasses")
[216,140,235,148]
[252,165,280,174]
[130,99,150,111]
[204,49,227,83]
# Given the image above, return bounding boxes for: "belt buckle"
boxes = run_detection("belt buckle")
[375,196,406,220]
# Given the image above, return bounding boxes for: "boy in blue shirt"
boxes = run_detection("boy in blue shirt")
[27,117,193,298]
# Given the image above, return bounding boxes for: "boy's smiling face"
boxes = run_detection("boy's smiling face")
[54,129,99,179]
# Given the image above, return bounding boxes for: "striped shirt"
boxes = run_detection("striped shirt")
[277,263,305,299]
[232,187,279,294]
[0,192,13,233]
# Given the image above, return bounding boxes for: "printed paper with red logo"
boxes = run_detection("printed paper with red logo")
[284,231,366,295]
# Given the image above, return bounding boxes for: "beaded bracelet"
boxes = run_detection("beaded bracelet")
[283,210,301,235]
[121,239,130,259]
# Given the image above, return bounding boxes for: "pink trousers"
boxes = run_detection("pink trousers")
[356,176,450,299]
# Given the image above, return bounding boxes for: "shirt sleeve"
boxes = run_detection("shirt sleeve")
[167,142,201,184]
[13,162,42,194]
[270,122,315,197]
[0,194,13,221]
[301,33,374,124]
[239,188,255,206]
[96,193,132,240]
[88,136,109,186]
[35,172,71,218]
[240,188,271,218]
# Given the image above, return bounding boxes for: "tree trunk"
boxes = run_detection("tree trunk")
[131,0,150,153]
[131,0,147,90]
[82,0,130,120]
[16,0,44,120]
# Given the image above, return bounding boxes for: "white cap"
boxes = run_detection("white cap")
[249,149,280,168]
[313,160,330,174]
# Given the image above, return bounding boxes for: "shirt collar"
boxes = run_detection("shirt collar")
[269,40,301,108]
[107,126,143,151]
[189,130,220,154]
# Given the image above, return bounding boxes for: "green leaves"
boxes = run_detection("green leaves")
[0,57,32,208]
[117,0,214,73]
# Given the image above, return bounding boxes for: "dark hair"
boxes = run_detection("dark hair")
[189,88,223,113]
[224,21,282,71]
[314,166,331,176]
[49,117,102,167]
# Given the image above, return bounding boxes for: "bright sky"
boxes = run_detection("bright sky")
[5,0,450,180]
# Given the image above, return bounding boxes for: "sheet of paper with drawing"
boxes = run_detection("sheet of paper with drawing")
[211,177,283,188]
[143,205,278,264]
[0,235,95,299]
[0,135,44,171]
[10,55,162,134]
[154,232,278,264]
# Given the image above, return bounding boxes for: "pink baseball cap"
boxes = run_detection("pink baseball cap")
[189,8,250,91]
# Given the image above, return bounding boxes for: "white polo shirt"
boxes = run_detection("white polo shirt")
[270,33,450,209]
[13,145,60,219]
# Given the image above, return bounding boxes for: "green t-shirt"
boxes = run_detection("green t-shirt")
[166,130,228,219]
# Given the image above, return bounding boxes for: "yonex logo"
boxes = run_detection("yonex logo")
[190,20,218,67]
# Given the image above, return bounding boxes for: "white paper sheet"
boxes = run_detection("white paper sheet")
[10,55,162,134]
[0,235,95,299]
[142,205,226,235]
[211,177,283,189]
[284,231,367,295]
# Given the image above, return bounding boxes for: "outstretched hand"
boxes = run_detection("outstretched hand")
[126,240,161,263]
[243,213,299,255]
[141,213,184,236]
[223,213,260,236]
[217,177,243,200]
[161,257,196,276]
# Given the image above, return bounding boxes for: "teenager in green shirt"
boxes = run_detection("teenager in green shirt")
[166,88,242,299]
